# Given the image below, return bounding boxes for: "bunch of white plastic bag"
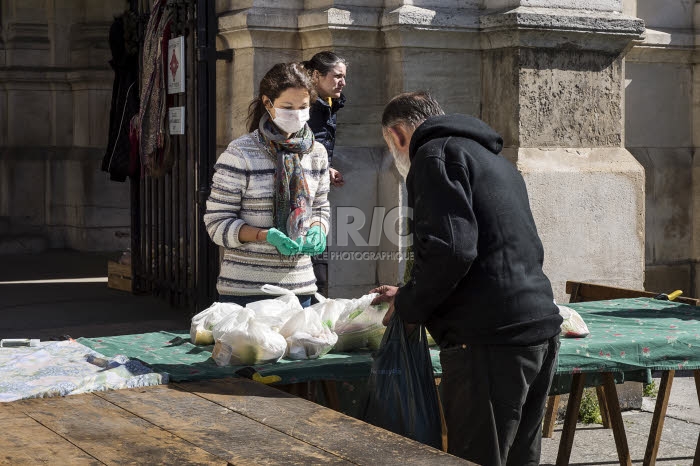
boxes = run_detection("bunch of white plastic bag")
[192,287,396,366]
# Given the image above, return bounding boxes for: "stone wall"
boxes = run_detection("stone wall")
[0,0,130,251]
[624,0,699,297]
[4,0,682,303]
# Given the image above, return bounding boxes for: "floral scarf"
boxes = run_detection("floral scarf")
[258,113,314,240]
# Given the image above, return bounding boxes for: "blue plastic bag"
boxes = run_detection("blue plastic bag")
[364,312,442,449]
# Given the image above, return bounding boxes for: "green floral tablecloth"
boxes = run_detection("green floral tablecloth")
[78,332,419,384]
[560,297,700,373]
[78,298,700,387]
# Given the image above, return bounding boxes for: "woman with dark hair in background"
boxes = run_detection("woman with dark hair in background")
[303,51,347,298]
[204,62,331,308]
[305,51,347,187]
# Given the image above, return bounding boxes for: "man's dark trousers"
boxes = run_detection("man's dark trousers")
[440,335,559,466]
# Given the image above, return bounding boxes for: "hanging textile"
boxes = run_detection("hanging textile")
[135,0,174,177]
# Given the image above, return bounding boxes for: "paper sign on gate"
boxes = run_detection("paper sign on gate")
[167,36,185,94]
[169,106,185,135]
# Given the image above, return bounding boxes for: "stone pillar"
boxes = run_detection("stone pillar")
[299,1,388,297]
[216,1,303,147]
[378,1,484,291]
[217,0,397,297]
[481,1,646,302]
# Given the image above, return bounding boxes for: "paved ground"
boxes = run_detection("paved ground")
[1,250,698,465]
[0,250,191,340]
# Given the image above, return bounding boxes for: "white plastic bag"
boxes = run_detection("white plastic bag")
[285,327,338,360]
[243,285,303,331]
[333,293,389,352]
[558,305,590,338]
[245,299,295,331]
[309,299,345,330]
[260,284,303,311]
[211,308,287,366]
[280,308,338,360]
[190,302,244,345]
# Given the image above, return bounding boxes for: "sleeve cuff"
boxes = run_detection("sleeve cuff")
[228,219,247,248]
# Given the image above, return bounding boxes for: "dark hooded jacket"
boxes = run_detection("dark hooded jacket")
[395,114,562,346]
[308,94,346,167]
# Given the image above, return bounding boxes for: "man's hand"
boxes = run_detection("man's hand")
[329,167,345,187]
[370,285,399,326]
[371,285,419,333]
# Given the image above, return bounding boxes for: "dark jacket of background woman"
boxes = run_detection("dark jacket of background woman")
[308,94,346,167]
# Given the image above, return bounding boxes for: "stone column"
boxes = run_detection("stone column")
[481,1,646,302]
[216,1,303,147]
[297,1,488,296]
[299,1,389,297]
[217,0,401,297]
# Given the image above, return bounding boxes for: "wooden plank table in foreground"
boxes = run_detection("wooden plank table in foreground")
[0,378,471,465]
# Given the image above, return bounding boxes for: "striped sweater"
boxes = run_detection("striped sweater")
[204,130,331,296]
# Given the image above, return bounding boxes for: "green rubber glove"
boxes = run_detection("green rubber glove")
[300,226,327,255]
[266,228,301,256]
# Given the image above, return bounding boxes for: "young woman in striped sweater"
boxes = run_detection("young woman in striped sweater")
[204,63,331,307]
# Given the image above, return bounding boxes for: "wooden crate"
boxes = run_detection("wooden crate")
[107,260,132,292]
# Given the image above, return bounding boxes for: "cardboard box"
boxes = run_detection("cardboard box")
[108,260,132,292]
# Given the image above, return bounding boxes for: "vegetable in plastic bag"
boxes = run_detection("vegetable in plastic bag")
[280,308,338,360]
[211,308,287,366]
[558,305,590,338]
[190,302,244,345]
[309,299,345,330]
[333,293,389,352]
[364,312,442,448]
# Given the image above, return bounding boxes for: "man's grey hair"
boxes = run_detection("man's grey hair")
[381,91,445,130]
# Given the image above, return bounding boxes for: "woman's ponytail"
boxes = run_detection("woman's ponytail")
[246,96,267,133]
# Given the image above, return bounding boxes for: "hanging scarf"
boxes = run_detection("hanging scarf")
[258,113,314,240]
[137,0,173,177]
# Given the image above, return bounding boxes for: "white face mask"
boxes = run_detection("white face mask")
[270,107,310,134]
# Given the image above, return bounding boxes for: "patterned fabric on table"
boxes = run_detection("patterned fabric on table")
[560,297,700,374]
[77,298,700,391]
[79,331,443,384]
[0,340,167,402]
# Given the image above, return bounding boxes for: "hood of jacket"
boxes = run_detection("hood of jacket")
[409,114,503,161]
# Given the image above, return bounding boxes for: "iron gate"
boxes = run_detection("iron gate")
[130,0,219,312]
